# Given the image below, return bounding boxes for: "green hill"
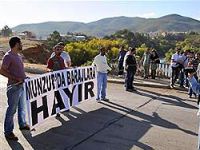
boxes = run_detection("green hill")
[12,14,200,38]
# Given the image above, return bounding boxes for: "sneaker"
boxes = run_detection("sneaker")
[102,98,109,102]
[19,124,30,131]
[5,132,18,141]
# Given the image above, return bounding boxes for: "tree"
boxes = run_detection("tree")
[45,31,62,50]
[65,38,124,66]
[1,25,12,37]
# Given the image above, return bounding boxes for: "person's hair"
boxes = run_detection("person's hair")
[129,47,136,52]
[9,36,21,48]
[53,44,60,50]
[99,46,105,51]
[57,42,65,46]
[176,47,181,51]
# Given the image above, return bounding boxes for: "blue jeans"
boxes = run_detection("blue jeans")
[4,84,27,135]
[97,72,107,100]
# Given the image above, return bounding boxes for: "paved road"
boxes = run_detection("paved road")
[0,74,199,150]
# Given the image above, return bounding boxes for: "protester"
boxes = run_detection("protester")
[47,44,66,116]
[191,52,200,83]
[170,48,182,88]
[0,37,30,141]
[124,47,137,92]
[47,44,66,71]
[150,49,160,79]
[188,72,200,150]
[50,42,71,67]
[117,45,127,77]
[92,47,111,102]
[141,48,151,79]
[186,52,198,98]
[197,62,200,104]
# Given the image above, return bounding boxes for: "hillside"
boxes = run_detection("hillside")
[12,14,200,38]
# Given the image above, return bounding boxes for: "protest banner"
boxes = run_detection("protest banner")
[24,66,96,129]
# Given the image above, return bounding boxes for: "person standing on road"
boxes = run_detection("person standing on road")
[0,37,30,141]
[188,72,200,150]
[117,45,127,77]
[124,47,137,92]
[150,49,160,79]
[50,42,71,68]
[141,48,151,79]
[47,44,66,71]
[92,47,111,102]
[170,48,182,88]
[47,44,66,116]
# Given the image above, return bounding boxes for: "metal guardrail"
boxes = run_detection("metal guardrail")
[109,61,172,79]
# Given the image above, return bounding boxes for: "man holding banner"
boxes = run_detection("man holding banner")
[47,44,67,117]
[0,37,29,141]
[47,44,66,71]
[92,47,111,102]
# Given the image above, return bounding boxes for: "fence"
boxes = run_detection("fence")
[110,61,172,79]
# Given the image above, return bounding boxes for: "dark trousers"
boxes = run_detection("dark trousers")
[170,67,180,86]
[151,70,156,79]
[179,68,185,87]
[125,70,135,90]
[118,62,124,75]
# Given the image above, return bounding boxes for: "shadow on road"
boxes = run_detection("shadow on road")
[135,87,198,110]
[6,139,24,150]
[20,107,154,150]
[102,101,197,137]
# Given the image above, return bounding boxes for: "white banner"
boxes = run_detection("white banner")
[23,66,97,129]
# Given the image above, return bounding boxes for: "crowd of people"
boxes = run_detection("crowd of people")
[170,48,200,100]
[0,37,200,149]
[116,46,160,80]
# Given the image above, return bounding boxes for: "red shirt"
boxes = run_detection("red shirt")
[47,55,66,71]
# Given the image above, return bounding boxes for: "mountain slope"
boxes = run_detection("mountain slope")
[12,14,200,38]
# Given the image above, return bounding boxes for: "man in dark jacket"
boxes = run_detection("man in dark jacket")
[124,47,137,92]
[117,45,127,77]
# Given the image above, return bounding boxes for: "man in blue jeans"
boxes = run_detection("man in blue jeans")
[188,72,200,149]
[92,47,111,102]
[0,37,30,141]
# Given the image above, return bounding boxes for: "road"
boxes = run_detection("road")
[0,74,199,150]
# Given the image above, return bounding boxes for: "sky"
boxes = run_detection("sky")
[0,0,200,29]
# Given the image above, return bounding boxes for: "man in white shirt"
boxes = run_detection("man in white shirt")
[170,48,182,88]
[179,50,189,87]
[92,47,111,102]
[50,42,71,67]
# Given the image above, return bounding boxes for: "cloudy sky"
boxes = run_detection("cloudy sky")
[0,0,199,29]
